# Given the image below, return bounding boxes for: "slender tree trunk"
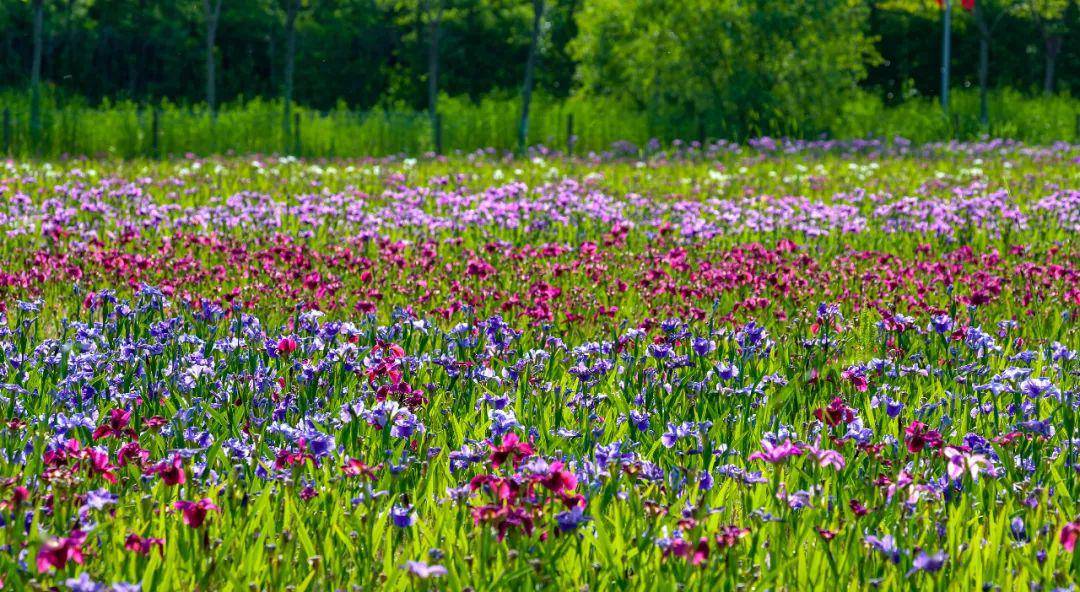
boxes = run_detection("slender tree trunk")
[518,0,544,154]
[977,33,988,126]
[940,0,951,112]
[204,0,224,116]
[425,0,442,151]
[64,0,75,83]
[282,0,300,152]
[974,3,990,127]
[30,0,45,148]
[1043,34,1061,95]
[267,31,277,94]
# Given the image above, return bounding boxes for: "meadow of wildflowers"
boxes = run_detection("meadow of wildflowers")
[0,138,1077,591]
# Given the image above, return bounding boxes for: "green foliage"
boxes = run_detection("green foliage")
[0,87,1075,159]
[571,0,879,138]
[833,88,1080,143]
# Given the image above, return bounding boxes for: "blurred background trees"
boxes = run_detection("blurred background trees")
[0,0,1075,150]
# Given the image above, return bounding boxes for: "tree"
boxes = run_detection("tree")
[424,0,443,151]
[518,0,544,153]
[279,0,303,152]
[1024,0,1070,94]
[204,0,225,115]
[970,0,1021,125]
[572,0,877,138]
[29,0,44,149]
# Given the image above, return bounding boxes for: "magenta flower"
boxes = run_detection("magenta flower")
[151,454,186,486]
[174,498,220,528]
[807,440,846,471]
[1062,521,1080,552]
[748,439,804,464]
[36,530,87,573]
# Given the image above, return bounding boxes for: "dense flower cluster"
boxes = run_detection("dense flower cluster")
[0,144,1076,590]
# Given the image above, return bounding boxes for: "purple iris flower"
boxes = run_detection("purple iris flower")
[908,550,948,575]
[390,504,416,528]
[864,534,900,564]
[555,507,592,532]
[65,573,104,592]
[401,560,447,579]
[629,410,650,432]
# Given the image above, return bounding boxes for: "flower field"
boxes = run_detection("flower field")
[0,139,1077,591]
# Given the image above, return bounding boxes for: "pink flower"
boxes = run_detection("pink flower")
[807,440,846,471]
[92,408,134,441]
[1061,521,1080,552]
[748,439,804,464]
[36,530,86,573]
[276,337,298,356]
[174,498,220,528]
[690,537,710,566]
[942,446,991,481]
[117,441,150,467]
[537,460,577,493]
[341,458,380,479]
[488,433,533,468]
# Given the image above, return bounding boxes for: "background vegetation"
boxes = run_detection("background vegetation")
[0,0,1077,157]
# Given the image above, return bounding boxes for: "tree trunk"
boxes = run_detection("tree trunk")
[30,0,45,148]
[518,0,544,154]
[64,0,76,83]
[940,0,951,112]
[282,0,300,152]
[204,0,224,116]
[267,31,277,93]
[977,33,988,126]
[425,0,443,151]
[1043,34,1061,95]
[974,3,990,127]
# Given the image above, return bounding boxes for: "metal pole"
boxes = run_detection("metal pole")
[941,0,952,112]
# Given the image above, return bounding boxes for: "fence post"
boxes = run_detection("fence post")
[1,108,9,155]
[151,108,160,158]
[293,112,301,156]
[566,113,574,156]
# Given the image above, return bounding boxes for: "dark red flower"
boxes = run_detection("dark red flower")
[124,533,164,556]
[174,498,220,528]
[93,408,134,441]
[715,525,750,549]
[904,421,943,454]
[537,460,577,493]
[152,455,186,486]
[341,458,380,479]
[691,537,710,566]
[488,433,533,468]
[814,397,857,427]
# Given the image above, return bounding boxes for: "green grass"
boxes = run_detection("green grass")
[0,88,1076,159]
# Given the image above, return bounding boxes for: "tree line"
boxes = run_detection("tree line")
[1,0,1077,145]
